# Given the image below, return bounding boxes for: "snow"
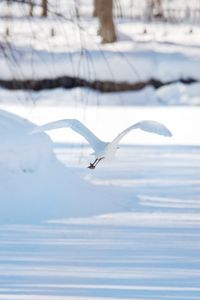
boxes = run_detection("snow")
[1,81,200,107]
[156,82,200,105]
[2,104,200,146]
[1,10,200,84]
[1,95,199,298]
[0,109,128,223]
[0,109,53,172]
[1,45,200,83]
[0,1,200,299]
[0,143,200,300]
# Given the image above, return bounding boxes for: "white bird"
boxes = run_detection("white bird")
[31,119,172,169]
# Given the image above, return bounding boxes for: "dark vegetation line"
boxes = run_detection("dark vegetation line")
[0,77,197,92]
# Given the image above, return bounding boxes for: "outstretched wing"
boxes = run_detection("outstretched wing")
[111,120,172,147]
[31,119,103,152]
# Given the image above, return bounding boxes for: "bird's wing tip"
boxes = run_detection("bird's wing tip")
[167,131,173,137]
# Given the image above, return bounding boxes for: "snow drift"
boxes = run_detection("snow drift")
[0,109,54,172]
[0,110,126,224]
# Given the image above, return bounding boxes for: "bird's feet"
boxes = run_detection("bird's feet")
[88,163,95,169]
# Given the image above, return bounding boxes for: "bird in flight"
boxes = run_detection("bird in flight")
[32,119,172,169]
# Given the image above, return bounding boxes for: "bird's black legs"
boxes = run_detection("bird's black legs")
[88,158,104,169]
[88,159,98,169]
[94,157,104,167]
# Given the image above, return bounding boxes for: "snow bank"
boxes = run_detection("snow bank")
[156,82,200,105]
[1,82,200,108]
[0,110,54,172]
[1,9,200,86]
[1,47,200,84]
[0,85,160,106]
[0,110,126,224]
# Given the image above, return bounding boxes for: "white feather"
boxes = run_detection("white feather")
[31,119,107,156]
[31,119,172,166]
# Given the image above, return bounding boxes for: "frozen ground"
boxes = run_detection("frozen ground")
[0,143,200,300]
[0,104,199,299]
[0,109,131,223]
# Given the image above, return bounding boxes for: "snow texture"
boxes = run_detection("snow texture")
[0,110,126,223]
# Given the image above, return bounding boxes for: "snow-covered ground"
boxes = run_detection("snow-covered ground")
[1,103,200,300]
[0,1,200,298]
[1,80,200,107]
[0,109,131,224]
[1,24,200,84]
[1,5,200,88]
[1,1,200,108]
[0,142,200,300]
[2,103,200,299]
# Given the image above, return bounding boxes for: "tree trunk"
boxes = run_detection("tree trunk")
[146,0,163,20]
[153,0,163,18]
[41,0,48,17]
[29,0,34,17]
[93,0,101,17]
[6,0,11,18]
[97,0,117,43]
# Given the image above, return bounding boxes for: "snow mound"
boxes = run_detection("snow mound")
[0,110,126,224]
[156,82,200,105]
[0,109,54,172]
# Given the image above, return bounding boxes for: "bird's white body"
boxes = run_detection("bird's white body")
[31,119,172,169]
